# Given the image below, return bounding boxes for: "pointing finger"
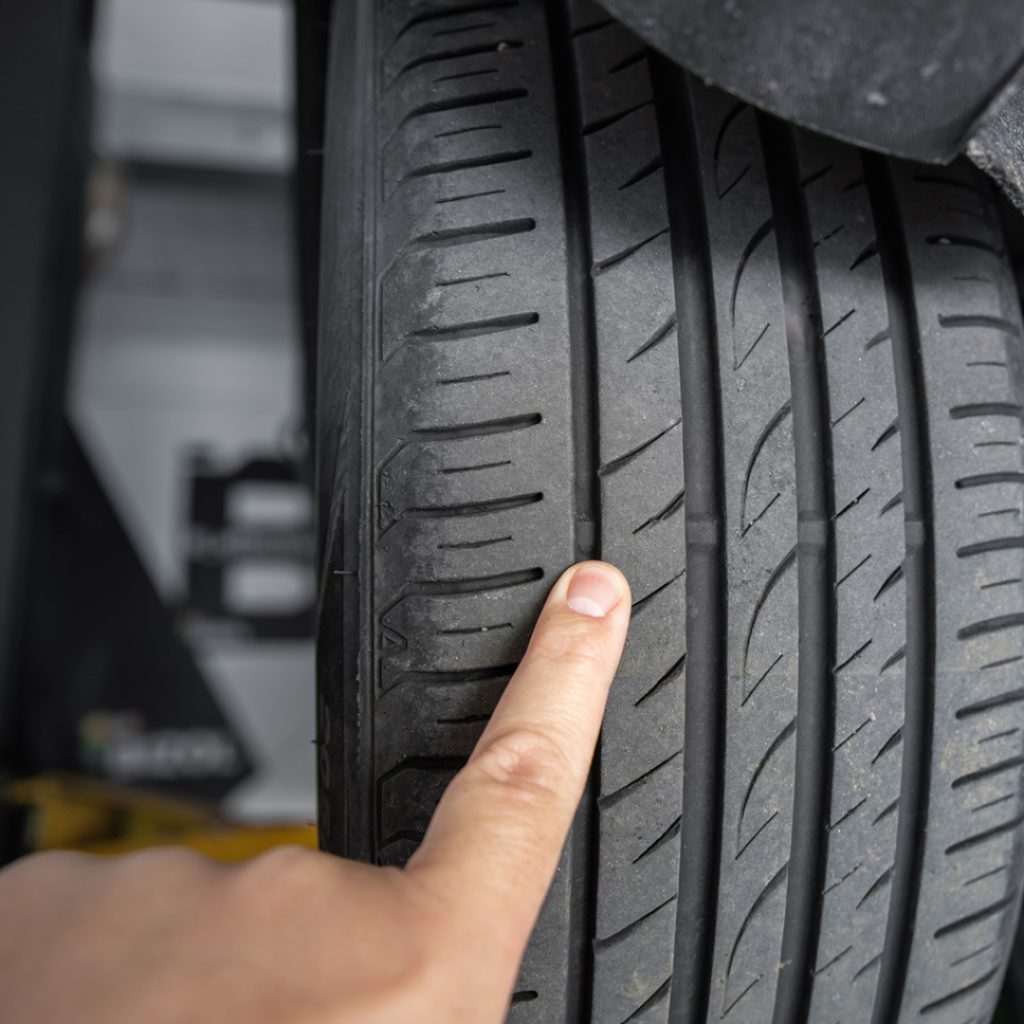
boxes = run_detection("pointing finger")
[406,561,630,977]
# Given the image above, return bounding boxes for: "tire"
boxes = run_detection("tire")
[315,2,1024,1022]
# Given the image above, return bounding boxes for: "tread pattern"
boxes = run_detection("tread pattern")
[887,165,1024,1024]
[318,2,1024,1021]
[567,8,686,1023]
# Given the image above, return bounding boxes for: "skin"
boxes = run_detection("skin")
[0,561,631,1024]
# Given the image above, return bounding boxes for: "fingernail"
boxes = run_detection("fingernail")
[566,564,623,619]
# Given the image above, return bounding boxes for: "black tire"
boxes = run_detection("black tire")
[315,2,1024,1022]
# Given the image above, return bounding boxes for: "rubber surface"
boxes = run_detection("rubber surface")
[597,0,1024,163]
[316,2,1024,1021]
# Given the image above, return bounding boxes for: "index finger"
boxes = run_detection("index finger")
[406,561,630,955]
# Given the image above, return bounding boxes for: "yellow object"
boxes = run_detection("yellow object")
[4,774,316,862]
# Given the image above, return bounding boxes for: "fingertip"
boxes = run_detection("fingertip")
[563,561,630,619]
[523,561,630,671]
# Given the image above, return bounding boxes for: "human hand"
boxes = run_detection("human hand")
[0,561,631,1024]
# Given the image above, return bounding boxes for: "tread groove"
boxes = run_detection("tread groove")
[406,566,542,595]
[863,152,935,1024]
[400,88,529,126]
[952,755,1024,789]
[939,313,1022,337]
[956,472,1024,491]
[858,866,894,909]
[946,813,1024,855]
[582,98,654,137]
[397,491,543,522]
[595,895,677,949]
[950,405,1023,424]
[626,314,677,363]
[737,718,797,848]
[599,749,683,808]
[631,571,686,615]
[957,688,1024,719]
[958,612,1024,640]
[415,217,535,246]
[920,967,1001,1015]
[411,412,540,441]
[633,816,683,865]
[391,3,518,43]
[402,148,533,181]
[740,401,792,527]
[633,488,686,535]
[651,59,727,1024]
[959,537,1024,558]
[409,311,539,342]
[593,227,669,274]
[934,894,1017,938]
[386,663,517,690]
[634,653,687,707]
[620,155,664,192]
[620,978,672,1024]
[546,3,601,1019]
[759,112,835,1024]
[599,419,682,476]
[391,40,526,83]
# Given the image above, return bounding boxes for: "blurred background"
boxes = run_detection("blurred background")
[1,0,325,862]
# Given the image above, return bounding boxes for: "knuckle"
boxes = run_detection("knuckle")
[110,847,217,891]
[237,844,321,890]
[528,614,613,679]
[469,726,577,802]
[251,843,314,871]
[20,849,87,871]
[118,846,207,874]
[0,849,90,886]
